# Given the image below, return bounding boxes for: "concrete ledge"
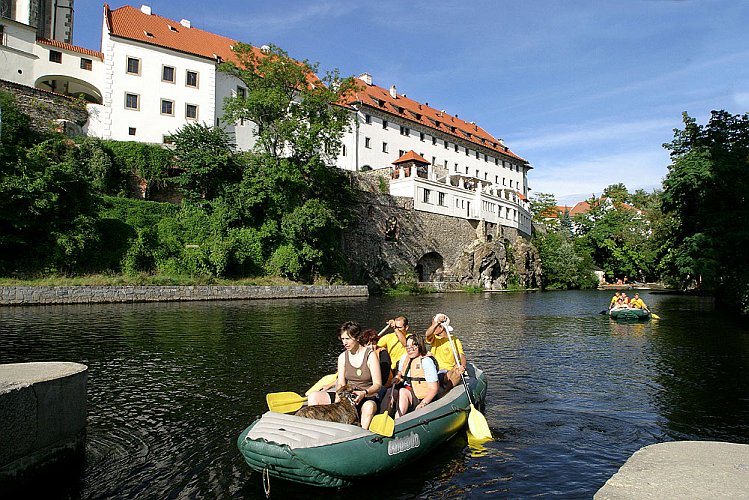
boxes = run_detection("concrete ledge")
[0,285,369,306]
[595,441,749,499]
[0,362,87,478]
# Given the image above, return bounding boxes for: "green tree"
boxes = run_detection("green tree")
[602,183,629,204]
[219,43,355,166]
[573,197,653,282]
[530,192,558,223]
[170,123,239,201]
[534,227,596,289]
[661,111,749,311]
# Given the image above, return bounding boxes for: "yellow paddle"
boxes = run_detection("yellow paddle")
[266,391,307,413]
[443,321,492,440]
[305,373,338,395]
[651,312,660,320]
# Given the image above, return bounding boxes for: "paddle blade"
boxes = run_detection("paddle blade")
[305,373,337,395]
[467,403,492,440]
[369,411,395,437]
[651,313,661,320]
[266,391,306,413]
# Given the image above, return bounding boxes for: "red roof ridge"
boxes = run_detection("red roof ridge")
[37,38,103,59]
[392,150,429,165]
[347,77,527,164]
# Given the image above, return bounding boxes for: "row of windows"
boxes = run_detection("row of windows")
[126,56,199,88]
[363,113,521,171]
[48,49,93,70]
[420,188,521,221]
[124,92,198,119]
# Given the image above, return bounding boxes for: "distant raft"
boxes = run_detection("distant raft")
[610,307,651,321]
[237,363,488,488]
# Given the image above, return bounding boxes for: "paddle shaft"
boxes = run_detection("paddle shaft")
[443,323,475,406]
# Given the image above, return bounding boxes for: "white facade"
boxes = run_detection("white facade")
[337,76,533,235]
[94,32,217,143]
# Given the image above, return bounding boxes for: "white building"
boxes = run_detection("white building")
[1,0,103,103]
[338,74,533,235]
[2,2,533,236]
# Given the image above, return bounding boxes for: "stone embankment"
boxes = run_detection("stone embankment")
[595,441,749,499]
[0,285,368,306]
[0,362,88,479]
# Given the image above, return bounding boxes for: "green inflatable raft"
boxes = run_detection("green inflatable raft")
[237,363,488,488]
[610,307,650,321]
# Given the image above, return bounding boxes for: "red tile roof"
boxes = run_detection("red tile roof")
[392,150,429,165]
[569,200,591,216]
[37,38,103,59]
[345,78,527,164]
[105,4,253,63]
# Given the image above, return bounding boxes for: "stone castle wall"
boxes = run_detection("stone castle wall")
[0,79,88,134]
[344,172,541,289]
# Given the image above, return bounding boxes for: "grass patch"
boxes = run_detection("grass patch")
[0,273,305,287]
[462,285,484,293]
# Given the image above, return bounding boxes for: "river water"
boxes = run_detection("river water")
[1,290,748,498]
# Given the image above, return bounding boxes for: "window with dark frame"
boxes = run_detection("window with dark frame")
[161,99,174,116]
[49,50,62,63]
[186,103,198,119]
[128,127,136,135]
[186,70,198,87]
[125,93,139,110]
[162,65,175,83]
[80,57,92,70]
[126,57,140,74]
[382,142,388,153]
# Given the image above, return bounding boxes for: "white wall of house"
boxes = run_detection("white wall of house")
[92,30,217,143]
[0,18,38,85]
[215,71,258,151]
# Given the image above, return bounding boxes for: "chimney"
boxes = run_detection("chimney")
[389,85,397,99]
[180,18,191,28]
[141,5,152,15]
[357,73,373,85]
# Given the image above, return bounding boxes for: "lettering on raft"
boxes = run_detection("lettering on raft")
[387,432,420,456]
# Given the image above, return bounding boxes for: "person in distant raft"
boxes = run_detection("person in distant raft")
[630,293,649,311]
[425,313,466,396]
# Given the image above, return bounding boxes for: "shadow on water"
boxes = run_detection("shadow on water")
[1,290,748,497]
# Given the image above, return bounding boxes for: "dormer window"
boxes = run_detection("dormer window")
[144,31,155,38]
[168,25,179,32]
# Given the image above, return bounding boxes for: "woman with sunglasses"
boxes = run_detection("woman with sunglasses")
[392,334,439,417]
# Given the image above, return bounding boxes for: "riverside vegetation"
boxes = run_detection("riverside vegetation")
[1,44,748,312]
[530,111,749,314]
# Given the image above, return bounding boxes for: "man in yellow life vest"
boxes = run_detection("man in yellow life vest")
[378,316,409,375]
[609,292,621,310]
[630,293,649,310]
[425,313,466,394]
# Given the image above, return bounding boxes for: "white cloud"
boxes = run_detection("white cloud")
[529,149,670,201]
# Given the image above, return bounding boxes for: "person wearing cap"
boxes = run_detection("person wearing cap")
[425,313,466,394]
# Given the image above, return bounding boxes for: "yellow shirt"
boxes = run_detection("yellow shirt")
[377,333,406,369]
[429,335,464,371]
[631,298,645,309]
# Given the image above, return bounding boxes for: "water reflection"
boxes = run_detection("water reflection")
[1,291,748,497]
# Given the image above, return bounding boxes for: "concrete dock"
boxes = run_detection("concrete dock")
[595,441,749,499]
[0,362,87,479]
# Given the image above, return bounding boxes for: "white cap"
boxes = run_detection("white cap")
[435,314,453,332]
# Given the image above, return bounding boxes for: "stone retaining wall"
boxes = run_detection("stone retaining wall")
[0,285,369,306]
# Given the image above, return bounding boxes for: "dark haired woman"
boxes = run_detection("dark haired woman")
[306,321,382,429]
[392,334,439,418]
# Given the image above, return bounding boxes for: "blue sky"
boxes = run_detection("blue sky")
[72,1,749,205]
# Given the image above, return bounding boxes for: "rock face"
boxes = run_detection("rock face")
[343,174,542,290]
